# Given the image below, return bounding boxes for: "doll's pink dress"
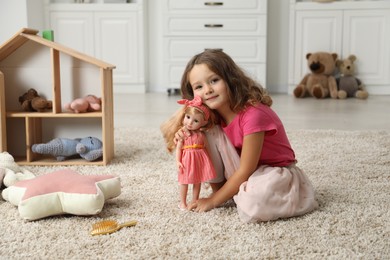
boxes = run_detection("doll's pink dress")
[178,131,216,184]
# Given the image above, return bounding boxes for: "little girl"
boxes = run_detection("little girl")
[161,96,216,210]
[173,49,318,222]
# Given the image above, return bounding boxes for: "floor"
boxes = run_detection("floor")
[114,93,390,131]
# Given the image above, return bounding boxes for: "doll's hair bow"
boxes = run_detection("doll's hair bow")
[177,96,210,121]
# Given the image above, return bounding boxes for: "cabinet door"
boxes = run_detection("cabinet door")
[49,12,94,56]
[343,10,390,85]
[94,12,139,85]
[293,10,342,83]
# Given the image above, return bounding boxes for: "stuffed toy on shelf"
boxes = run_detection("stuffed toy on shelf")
[293,52,338,99]
[31,136,103,161]
[18,88,53,112]
[336,54,368,99]
[64,95,102,113]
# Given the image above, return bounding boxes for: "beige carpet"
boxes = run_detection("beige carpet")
[1,128,389,259]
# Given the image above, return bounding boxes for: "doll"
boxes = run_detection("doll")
[161,96,216,210]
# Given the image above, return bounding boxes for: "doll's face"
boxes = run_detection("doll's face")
[182,112,207,131]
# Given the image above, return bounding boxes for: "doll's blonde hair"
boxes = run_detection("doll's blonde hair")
[160,105,215,153]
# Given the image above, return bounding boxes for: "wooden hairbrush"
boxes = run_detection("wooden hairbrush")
[90,219,137,236]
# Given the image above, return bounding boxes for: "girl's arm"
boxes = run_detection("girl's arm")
[188,131,265,212]
[174,126,191,145]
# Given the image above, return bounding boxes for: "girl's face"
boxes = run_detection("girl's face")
[189,64,229,112]
[182,112,206,131]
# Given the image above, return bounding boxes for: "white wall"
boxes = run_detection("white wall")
[0,0,45,43]
[267,0,289,93]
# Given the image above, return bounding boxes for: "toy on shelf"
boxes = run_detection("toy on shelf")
[18,88,53,112]
[31,136,103,162]
[64,95,102,113]
[336,55,368,99]
[293,52,338,99]
[0,152,35,188]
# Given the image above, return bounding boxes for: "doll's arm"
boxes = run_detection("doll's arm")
[176,139,184,171]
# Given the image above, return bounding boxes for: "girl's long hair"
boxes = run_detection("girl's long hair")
[180,49,272,112]
[160,105,215,153]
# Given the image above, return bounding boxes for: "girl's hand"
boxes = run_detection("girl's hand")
[174,126,191,144]
[187,197,216,212]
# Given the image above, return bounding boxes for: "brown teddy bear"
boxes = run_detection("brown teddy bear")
[18,88,53,112]
[336,55,368,99]
[294,52,338,99]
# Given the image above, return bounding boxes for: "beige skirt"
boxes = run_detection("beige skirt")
[205,126,318,223]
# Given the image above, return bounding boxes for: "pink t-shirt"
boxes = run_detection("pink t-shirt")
[222,104,296,167]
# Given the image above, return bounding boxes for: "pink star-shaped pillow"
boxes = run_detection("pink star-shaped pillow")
[2,169,121,220]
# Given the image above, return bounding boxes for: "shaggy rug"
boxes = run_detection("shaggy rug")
[0,128,389,259]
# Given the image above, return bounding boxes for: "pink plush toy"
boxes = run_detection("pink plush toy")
[65,95,102,113]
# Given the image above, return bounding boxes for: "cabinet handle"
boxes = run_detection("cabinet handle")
[204,2,223,6]
[204,48,223,52]
[204,24,223,28]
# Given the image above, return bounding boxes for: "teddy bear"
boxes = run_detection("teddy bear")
[18,88,53,112]
[294,52,338,99]
[64,95,102,113]
[31,136,103,161]
[336,54,368,99]
[0,152,35,188]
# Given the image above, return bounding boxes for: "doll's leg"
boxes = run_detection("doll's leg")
[179,184,188,209]
[191,183,201,203]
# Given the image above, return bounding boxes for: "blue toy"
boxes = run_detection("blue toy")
[31,136,103,161]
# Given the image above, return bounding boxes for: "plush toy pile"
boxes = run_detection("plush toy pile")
[294,51,368,99]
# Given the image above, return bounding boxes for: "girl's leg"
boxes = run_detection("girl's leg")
[205,126,225,189]
[234,165,318,223]
[191,183,201,203]
[209,181,225,194]
[179,184,188,209]
[206,125,240,181]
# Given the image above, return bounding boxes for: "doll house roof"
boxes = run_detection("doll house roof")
[0,28,115,69]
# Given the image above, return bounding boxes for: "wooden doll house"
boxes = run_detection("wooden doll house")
[0,28,115,165]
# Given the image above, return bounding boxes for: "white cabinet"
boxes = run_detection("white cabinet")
[162,0,268,93]
[48,1,146,93]
[288,1,390,95]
